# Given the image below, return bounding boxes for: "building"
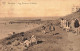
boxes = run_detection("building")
[72,5,80,13]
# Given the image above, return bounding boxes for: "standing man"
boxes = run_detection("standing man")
[61,18,64,28]
[74,19,79,35]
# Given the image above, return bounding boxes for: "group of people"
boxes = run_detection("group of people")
[61,18,70,31]
[42,23,55,34]
[21,35,37,48]
[60,18,80,34]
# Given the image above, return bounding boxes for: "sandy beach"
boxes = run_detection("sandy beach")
[0,12,80,51]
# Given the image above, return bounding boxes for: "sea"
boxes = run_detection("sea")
[0,17,59,39]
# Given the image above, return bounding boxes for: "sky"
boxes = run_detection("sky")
[0,0,80,17]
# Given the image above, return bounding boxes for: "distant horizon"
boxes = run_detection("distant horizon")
[0,16,60,18]
[0,13,69,18]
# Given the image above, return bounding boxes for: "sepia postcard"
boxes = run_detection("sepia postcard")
[0,0,80,51]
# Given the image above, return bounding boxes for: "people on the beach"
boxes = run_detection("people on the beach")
[24,40,31,48]
[30,35,37,45]
[23,35,37,48]
[60,18,70,32]
[41,23,55,34]
[61,18,67,28]
[60,18,80,34]
[74,19,79,28]
[74,19,79,35]
[49,23,55,31]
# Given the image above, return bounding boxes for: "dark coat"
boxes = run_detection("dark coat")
[74,19,79,28]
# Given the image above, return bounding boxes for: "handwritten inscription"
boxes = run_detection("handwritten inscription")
[1,2,37,5]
